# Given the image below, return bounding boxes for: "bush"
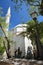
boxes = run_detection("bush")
[0,46,5,54]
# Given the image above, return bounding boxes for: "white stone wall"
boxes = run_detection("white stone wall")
[25,36,33,55]
[14,35,25,56]
[11,24,33,56]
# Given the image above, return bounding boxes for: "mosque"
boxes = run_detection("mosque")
[11,24,33,57]
[0,6,33,58]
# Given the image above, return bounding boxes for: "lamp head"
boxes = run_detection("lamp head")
[30,11,38,20]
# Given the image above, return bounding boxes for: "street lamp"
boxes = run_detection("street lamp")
[30,11,38,21]
[30,11,42,59]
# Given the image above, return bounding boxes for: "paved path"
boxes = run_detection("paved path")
[0,61,14,65]
[0,59,43,65]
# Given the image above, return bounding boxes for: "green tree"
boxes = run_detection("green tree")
[39,22,43,46]
[26,20,35,40]
[0,7,11,58]
[0,37,5,55]
[0,17,10,58]
[26,21,43,59]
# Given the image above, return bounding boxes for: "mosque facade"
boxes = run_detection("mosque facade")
[11,24,33,57]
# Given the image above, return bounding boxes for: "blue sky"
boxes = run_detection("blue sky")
[0,0,43,30]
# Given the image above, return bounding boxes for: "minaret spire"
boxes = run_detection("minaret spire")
[6,7,11,24]
[5,7,11,36]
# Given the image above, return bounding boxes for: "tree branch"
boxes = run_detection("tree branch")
[28,1,40,6]
[29,3,40,6]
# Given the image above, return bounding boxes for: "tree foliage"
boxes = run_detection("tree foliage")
[0,17,7,28]
[11,0,43,15]
[0,10,10,58]
[0,37,5,54]
[26,20,36,40]
[39,22,43,45]
[0,44,5,54]
[26,21,43,46]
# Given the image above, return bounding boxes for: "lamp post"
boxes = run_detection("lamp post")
[30,11,43,59]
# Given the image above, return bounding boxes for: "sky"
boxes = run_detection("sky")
[0,0,43,30]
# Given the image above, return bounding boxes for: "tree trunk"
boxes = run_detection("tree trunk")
[34,20,43,60]
[0,24,10,59]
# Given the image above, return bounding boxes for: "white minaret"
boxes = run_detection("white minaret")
[6,7,11,24]
[5,7,11,36]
